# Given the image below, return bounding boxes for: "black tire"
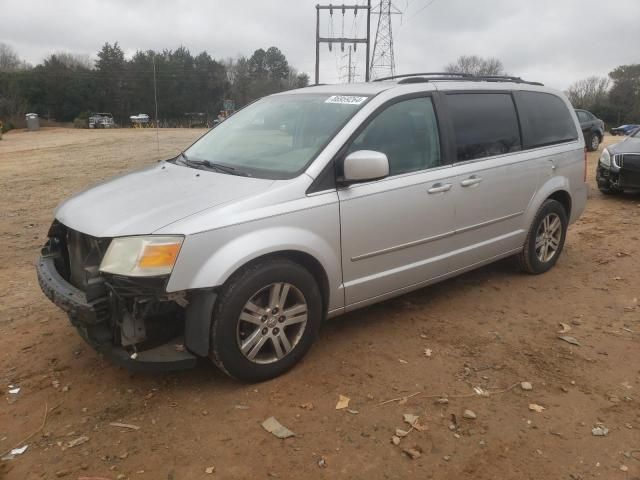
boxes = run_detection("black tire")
[587,133,600,152]
[517,199,568,274]
[209,258,323,382]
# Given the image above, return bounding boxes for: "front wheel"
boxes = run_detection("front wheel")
[588,133,601,152]
[209,258,323,382]
[517,199,568,274]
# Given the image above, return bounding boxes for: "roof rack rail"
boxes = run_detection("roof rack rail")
[373,72,473,82]
[470,75,544,86]
[373,72,544,87]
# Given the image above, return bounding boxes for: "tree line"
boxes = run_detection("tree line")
[566,66,640,127]
[3,43,638,131]
[0,42,309,128]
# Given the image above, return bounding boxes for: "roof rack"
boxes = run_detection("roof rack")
[373,72,473,82]
[373,72,544,87]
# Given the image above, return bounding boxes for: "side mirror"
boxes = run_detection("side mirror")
[341,150,389,184]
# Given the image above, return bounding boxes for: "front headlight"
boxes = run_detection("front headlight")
[99,236,184,277]
[599,149,611,167]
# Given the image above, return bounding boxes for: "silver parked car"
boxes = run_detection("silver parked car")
[37,73,588,381]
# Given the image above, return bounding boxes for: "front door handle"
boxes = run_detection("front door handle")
[460,175,483,187]
[427,183,452,194]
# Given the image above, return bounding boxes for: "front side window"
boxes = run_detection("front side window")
[446,93,522,162]
[348,97,441,176]
[183,93,369,179]
[516,91,578,148]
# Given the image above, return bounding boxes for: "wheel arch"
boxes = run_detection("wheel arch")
[224,250,331,317]
[179,230,339,358]
[547,189,572,218]
[525,176,573,229]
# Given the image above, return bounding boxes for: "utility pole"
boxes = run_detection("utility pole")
[366,0,371,81]
[152,54,160,152]
[315,2,371,84]
[370,0,401,80]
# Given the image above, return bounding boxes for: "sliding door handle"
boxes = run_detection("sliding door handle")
[427,183,452,194]
[460,176,483,187]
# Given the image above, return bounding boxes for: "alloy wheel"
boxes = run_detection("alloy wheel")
[535,213,562,263]
[236,282,308,364]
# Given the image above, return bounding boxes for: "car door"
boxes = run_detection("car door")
[442,92,541,270]
[337,95,457,307]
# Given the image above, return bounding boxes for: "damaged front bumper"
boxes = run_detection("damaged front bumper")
[36,227,214,372]
[597,155,640,190]
[37,255,197,371]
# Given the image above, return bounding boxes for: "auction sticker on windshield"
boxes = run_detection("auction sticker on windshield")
[325,95,368,105]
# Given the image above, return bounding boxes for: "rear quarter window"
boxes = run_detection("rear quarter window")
[515,91,578,148]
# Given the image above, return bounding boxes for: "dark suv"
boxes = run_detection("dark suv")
[575,109,605,151]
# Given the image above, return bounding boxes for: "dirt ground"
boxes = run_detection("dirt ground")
[0,128,638,480]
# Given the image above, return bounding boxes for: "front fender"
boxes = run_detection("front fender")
[166,203,343,311]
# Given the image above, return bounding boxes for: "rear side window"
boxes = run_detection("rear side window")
[446,93,522,162]
[516,92,578,148]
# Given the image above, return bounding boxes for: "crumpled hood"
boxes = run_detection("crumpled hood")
[609,136,640,155]
[55,162,274,238]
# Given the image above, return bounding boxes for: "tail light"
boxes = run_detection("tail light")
[584,147,588,182]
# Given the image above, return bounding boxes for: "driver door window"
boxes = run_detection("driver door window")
[349,97,441,176]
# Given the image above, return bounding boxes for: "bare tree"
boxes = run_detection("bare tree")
[285,68,309,89]
[51,51,93,69]
[565,76,610,109]
[0,43,23,72]
[222,57,238,84]
[444,55,506,76]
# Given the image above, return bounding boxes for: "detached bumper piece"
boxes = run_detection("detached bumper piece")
[37,223,197,372]
[107,337,197,372]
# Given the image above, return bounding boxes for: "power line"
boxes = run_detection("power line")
[404,0,438,23]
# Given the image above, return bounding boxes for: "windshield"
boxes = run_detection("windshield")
[631,127,640,138]
[182,93,370,179]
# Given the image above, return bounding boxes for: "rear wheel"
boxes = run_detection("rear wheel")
[517,199,568,274]
[588,133,600,151]
[209,258,323,382]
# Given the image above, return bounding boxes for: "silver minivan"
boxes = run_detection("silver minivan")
[37,73,588,381]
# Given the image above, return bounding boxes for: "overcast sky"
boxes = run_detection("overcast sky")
[1,0,639,90]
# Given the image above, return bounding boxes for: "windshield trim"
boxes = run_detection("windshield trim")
[175,92,377,180]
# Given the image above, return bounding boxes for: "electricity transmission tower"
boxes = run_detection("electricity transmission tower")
[340,45,358,83]
[370,0,401,79]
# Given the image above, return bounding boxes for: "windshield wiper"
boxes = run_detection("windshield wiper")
[175,152,189,165]
[181,154,250,177]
